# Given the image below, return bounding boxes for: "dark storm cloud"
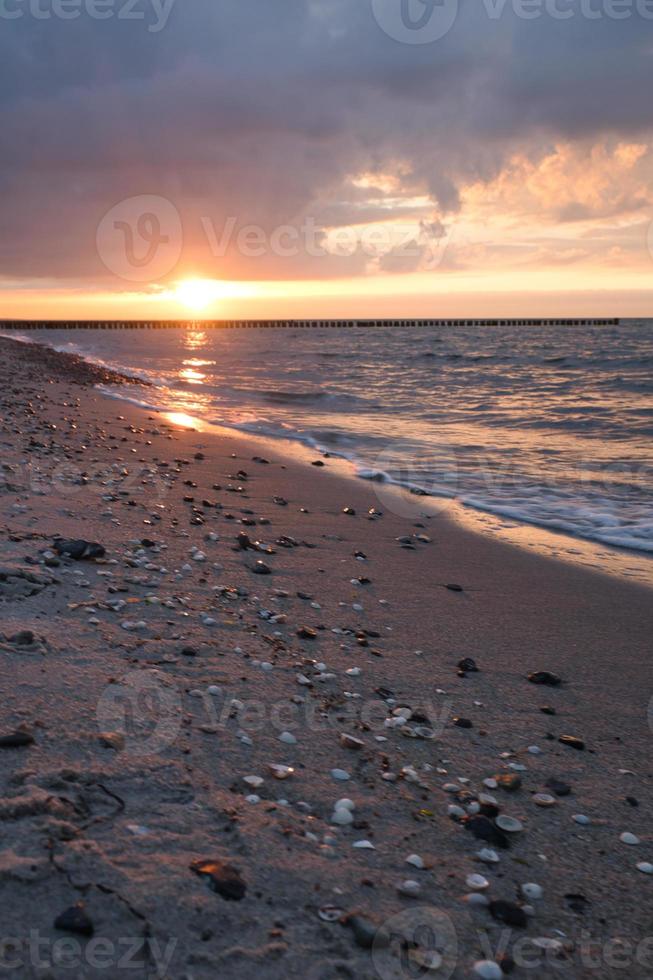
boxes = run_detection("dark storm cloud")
[0,0,651,283]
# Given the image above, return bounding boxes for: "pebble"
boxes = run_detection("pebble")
[528,671,562,686]
[464,816,510,849]
[397,880,421,897]
[489,900,528,928]
[620,832,640,846]
[636,863,653,875]
[496,773,522,792]
[353,840,375,850]
[573,814,591,825]
[331,769,350,781]
[331,808,354,826]
[406,854,425,869]
[466,873,490,891]
[252,561,271,575]
[477,849,500,864]
[0,731,34,748]
[346,915,386,949]
[546,777,571,797]
[340,733,364,750]
[54,904,94,937]
[495,816,523,833]
[190,859,247,900]
[559,735,585,751]
[521,882,543,900]
[279,731,297,745]
[473,961,504,980]
[268,764,294,780]
[533,794,557,807]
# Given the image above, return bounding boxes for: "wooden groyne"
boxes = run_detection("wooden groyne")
[0,318,620,329]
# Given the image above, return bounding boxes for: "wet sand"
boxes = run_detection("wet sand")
[0,334,652,979]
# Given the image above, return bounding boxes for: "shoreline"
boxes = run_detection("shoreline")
[1,334,652,978]
[3,333,651,588]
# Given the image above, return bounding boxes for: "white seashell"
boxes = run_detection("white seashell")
[527,745,542,755]
[478,793,498,807]
[533,794,556,808]
[345,668,362,677]
[636,862,653,875]
[466,874,489,891]
[245,795,260,804]
[473,961,503,979]
[573,814,591,825]
[483,778,498,789]
[397,880,421,897]
[268,764,294,780]
[243,776,264,788]
[620,832,640,846]
[522,883,543,900]
[279,731,297,744]
[352,840,375,849]
[477,849,500,864]
[339,733,364,750]
[207,686,221,696]
[496,816,523,833]
[406,854,425,870]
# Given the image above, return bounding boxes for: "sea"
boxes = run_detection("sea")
[5,321,652,579]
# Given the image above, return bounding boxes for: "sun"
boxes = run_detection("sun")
[174,279,222,312]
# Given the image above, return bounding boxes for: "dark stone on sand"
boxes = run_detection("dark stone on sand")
[445,583,464,592]
[565,893,590,914]
[238,532,253,550]
[10,630,34,646]
[559,735,585,751]
[528,671,562,686]
[496,773,522,792]
[273,496,288,506]
[54,904,94,937]
[0,731,34,748]
[453,717,473,729]
[345,915,389,950]
[297,626,318,640]
[540,705,557,715]
[489,900,528,929]
[181,647,198,657]
[457,657,478,674]
[311,460,325,467]
[190,859,247,900]
[463,816,510,849]
[545,777,571,797]
[252,561,271,575]
[141,539,156,548]
[53,539,106,560]
[194,452,205,460]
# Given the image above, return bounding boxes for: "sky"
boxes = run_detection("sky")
[1,0,653,319]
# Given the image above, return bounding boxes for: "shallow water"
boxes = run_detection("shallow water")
[10,322,653,560]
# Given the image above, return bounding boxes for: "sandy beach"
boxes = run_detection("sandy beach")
[0,334,652,980]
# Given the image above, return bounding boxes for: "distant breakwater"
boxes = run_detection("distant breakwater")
[0,318,620,329]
